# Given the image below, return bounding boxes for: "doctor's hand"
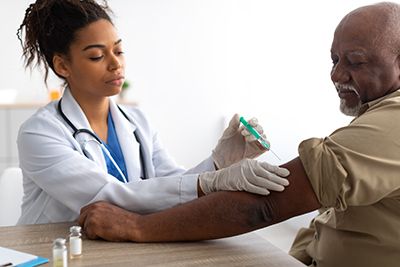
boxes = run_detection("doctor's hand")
[198,158,290,196]
[212,114,269,169]
[78,201,140,242]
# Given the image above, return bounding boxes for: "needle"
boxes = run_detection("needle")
[240,117,281,161]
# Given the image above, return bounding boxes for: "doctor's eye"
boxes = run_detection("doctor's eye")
[90,55,104,61]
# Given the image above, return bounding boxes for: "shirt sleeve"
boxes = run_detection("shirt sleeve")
[299,103,400,211]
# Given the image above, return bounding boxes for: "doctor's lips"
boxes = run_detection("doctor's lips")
[106,75,125,86]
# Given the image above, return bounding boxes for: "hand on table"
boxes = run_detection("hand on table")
[78,201,140,242]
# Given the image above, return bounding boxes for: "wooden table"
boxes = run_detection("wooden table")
[0,222,304,266]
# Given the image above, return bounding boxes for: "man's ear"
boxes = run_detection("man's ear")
[53,55,70,78]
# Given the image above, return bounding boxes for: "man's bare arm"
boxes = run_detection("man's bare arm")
[78,157,321,242]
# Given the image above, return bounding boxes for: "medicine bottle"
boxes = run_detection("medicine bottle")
[69,226,83,259]
[53,238,67,267]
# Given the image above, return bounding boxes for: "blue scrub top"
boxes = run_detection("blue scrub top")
[97,109,128,183]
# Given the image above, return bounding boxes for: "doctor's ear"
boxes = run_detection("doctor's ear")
[53,55,70,78]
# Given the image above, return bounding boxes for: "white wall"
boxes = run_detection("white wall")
[1,0,393,168]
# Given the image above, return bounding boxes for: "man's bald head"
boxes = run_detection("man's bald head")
[339,2,400,55]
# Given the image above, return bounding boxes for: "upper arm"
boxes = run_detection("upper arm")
[230,156,321,229]
[265,156,321,224]
[222,156,321,229]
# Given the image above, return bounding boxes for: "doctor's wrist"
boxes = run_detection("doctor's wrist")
[197,176,205,197]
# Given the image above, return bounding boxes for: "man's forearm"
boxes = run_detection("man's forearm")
[132,191,273,242]
[79,191,275,242]
[131,157,320,242]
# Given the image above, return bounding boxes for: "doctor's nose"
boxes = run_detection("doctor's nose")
[108,55,124,71]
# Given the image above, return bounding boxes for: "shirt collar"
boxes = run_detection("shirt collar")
[357,89,400,116]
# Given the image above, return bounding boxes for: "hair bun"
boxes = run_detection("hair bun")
[17,0,112,85]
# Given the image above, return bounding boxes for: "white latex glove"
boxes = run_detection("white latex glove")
[212,114,269,169]
[199,158,290,195]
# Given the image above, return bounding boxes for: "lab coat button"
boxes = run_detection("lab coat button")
[312,260,317,266]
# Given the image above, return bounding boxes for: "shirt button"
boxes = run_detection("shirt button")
[312,260,317,266]
[326,210,330,215]
[314,234,317,239]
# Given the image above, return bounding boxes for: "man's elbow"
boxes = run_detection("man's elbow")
[240,191,311,229]
[249,195,280,228]
[227,192,279,230]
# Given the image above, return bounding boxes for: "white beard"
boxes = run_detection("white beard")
[340,98,362,116]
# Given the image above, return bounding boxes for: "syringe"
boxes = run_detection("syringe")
[239,117,281,161]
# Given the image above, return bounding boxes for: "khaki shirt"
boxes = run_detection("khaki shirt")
[289,90,400,267]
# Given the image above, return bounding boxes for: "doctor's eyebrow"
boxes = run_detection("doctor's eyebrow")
[82,39,122,51]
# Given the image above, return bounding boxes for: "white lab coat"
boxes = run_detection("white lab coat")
[17,88,215,225]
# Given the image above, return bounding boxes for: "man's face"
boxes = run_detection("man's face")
[330,11,400,116]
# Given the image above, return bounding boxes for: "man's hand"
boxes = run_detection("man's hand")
[212,114,268,169]
[78,201,140,241]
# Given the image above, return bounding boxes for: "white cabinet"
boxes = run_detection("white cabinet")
[0,104,42,174]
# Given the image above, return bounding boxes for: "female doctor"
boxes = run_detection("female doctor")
[16,0,290,225]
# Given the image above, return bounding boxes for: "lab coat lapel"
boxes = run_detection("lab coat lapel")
[109,99,142,181]
[60,88,107,171]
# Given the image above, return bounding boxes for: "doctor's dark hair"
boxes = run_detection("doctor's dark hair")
[17,0,113,84]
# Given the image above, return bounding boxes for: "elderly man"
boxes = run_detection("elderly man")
[78,2,400,266]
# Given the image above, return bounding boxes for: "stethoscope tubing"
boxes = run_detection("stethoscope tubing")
[57,98,148,181]
[82,139,128,183]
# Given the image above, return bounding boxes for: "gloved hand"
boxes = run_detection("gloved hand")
[212,114,269,169]
[199,158,290,195]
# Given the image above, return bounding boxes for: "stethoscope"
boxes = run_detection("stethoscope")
[57,98,148,182]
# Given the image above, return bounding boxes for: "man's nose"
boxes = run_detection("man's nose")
[331,61,350,83]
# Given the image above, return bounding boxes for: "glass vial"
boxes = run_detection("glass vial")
[69,226,83,259]
[53,238,67,267]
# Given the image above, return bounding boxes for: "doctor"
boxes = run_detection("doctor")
[16,0,290,225]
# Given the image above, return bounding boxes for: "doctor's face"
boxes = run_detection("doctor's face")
[60,19,126,101]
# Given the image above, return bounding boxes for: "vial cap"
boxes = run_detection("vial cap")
[54,238,66,246]
[70,225,82,234]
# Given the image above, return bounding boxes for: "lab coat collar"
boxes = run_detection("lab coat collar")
[61,87,92,130]
[109,97,137,133]
[109,98,142,181]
